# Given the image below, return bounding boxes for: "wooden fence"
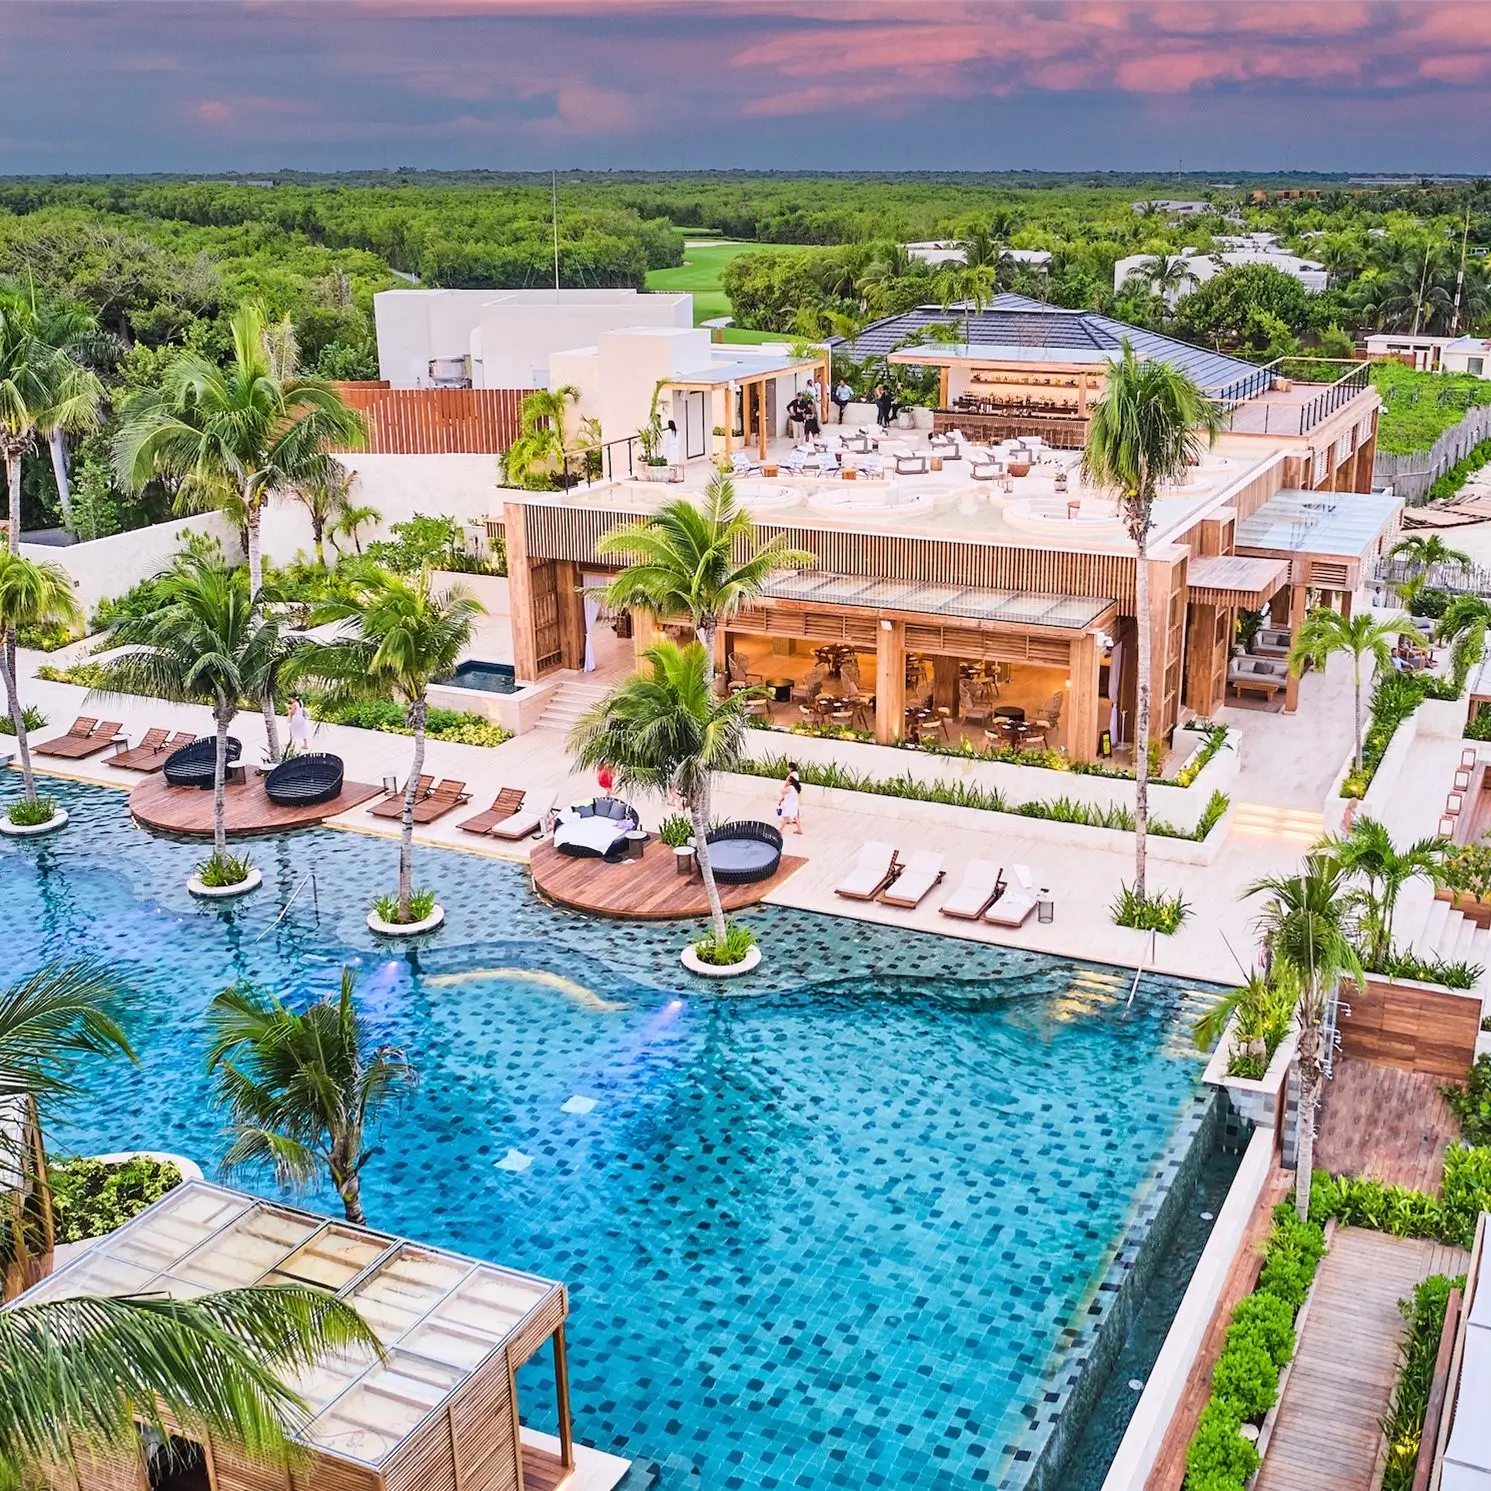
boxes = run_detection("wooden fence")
[332,384,530,455]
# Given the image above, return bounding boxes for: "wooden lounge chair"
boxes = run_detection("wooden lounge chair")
[35,719,122,760]
[459,787,527,835]
[879,850,945,908]
[108,727,172,771]
[939,861,1006,920]
[33,716,96,757]
[410,779,470,824]
[369,775,433,819]
[984,865,1039,928]
[834,842,901,901]
[489,788,556,841]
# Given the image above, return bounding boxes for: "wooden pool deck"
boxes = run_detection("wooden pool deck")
[1315,1056,1463,1192]
[130,774,383,837]
[530,839,806,920]
[1254,1226,1470,1491]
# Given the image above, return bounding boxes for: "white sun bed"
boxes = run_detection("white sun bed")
[984,882,1038,927]
[835,842,900,901]
[938,860,1005,920]
[878,850,945,908]
[490,788,557,841]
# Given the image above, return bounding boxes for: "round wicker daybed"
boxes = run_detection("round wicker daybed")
[163,736,242,789]
[553,797,639,860]
[264,752,344,807]
[705,820,783,883]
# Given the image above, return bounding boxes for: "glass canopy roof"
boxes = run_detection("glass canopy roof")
[758,569,1112,630]
[1233,488,1401,559]
[15,1181,561,1469]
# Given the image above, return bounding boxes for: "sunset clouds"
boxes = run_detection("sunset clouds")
[4,1,1488,171]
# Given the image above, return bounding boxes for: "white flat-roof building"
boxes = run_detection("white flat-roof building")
[1364,334,1491,377]
[1114,243,1328,301]
[373,288,692,390]
[905,242,1052,269]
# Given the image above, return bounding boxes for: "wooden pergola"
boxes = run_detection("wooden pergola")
[665,350,831,462]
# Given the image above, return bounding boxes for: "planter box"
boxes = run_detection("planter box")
[1437,885,1491,929]
[1337,971,1482,1078]
[1201,1014,1296,1132]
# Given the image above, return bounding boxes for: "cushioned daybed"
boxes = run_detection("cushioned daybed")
[163,736,243,789]
[704,820,783,884]
[264,752,344,807]
[553,797,638,860]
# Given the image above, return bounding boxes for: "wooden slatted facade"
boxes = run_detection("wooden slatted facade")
[332,386,528,455]
[1337,975,1481,1079]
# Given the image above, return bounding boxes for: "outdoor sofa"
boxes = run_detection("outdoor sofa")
[163,736,242,788]
[264,752,344,808]
[553,797,638,859]
[1228,655,1288,700]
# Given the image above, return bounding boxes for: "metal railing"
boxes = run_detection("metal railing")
[558,435,640,490]
[1209,357,1372,437]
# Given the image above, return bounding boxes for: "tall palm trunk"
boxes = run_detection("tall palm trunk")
[398,699,427,922]
[4,448,22,550]
[212,699,233,861]
[690,773,728,943]
[1293,999,1325,1222]
[0,628,37,802]
[1132,528,1152,900]
[243,481,282,763]
[48,430,72,526]
[330,1140,366,1226]
[1351,652,1364,772]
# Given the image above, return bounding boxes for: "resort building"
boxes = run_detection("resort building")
[13,1179,609,1491]
[903,241,1053,269]
[1113,237,1329,300]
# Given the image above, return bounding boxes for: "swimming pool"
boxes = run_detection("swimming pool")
[441,659,520,694]
[1,777,1225,1491]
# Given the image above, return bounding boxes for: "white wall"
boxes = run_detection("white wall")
[259,454,501,568]
[595,327,713,450]
[21,512,241,623]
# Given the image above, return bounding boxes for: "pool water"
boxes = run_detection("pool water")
[1,778,1225,1491]
[442,659,519,694]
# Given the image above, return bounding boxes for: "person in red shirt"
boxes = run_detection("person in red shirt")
[597,763,615,796]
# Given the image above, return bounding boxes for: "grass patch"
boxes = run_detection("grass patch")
[1371,360,1491,455]
[643,239,814,323]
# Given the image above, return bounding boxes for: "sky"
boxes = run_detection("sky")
[5,0,1490,175]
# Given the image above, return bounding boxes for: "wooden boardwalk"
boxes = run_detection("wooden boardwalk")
[1315,1057,1463,1192]
[530,839,806,920]
[1254,1227,1470,1491]
[130,774,382,837]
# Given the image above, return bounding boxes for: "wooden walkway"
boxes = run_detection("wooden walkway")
[1315,1058,1463,1192]
[1254,1227,1470,1491]
[130,774,382,837]
[530,840,806,920]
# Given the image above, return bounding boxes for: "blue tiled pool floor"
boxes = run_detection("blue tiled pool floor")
[1,778,1223,1490]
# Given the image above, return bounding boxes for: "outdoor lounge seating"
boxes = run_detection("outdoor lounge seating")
[879,850,945,908]
[410,779,469,823]
[459,787,527,835]
[490,787,556,840]
[984,867,1039,926]
[369,775,433,818]
[162,735,242,788]
[108,727,173,771]
[835,842,901,901]
[264,752,344,808]
[35,717,123,760]
[704,820,783,884]
[1253,627,1292,657]
[890,446,929,475]
[1228,655,1288,699]
[939,861,1005,920]
[554,796,638,859]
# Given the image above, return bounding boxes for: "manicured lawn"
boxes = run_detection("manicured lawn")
[645,240,812,324]
[1371,360,1491,454]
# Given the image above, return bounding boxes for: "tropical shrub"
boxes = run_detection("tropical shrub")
[1374,950,1482,990]
[16,620,73,650]
[1209,1334,1279,1421]
[372,887,437,924]
[0,705,46,734]
[1112,883,1192,934]
[1227,1292,1295,1369]
[1426,437,1491,504]
[1183,1403,1260,1490]
[48,1154,183,1243]
[7,795,60,827]
[1442,842,1491,903]
[692,921,757,967]
[1311,1145,1491,1249]
[1381,1273,1465,1491]
[363,515,500,576]
[658,813,694,847]
[1445,1054,1491,1147]
[311,697,511,747]
[194,849,254,887]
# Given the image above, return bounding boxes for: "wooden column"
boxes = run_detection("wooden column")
[874,620,906,744]
[1184,603,1222,719]
[931,655,959,717]
[724,385,735,457]
[1067,632,1101,762]
[554,560,586,671]
[712,625,727,693]
[632,608,656,673]
[503,501,540,683]
[552,1326,575,1470]
[1284,582,1307,714]
[1340,587,1353,621]
[757,380,768,460]
[938,367,950,409]
[1145,556,1182,742]
[1353,430,1377,493]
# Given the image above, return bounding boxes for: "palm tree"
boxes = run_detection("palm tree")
[0,283,106,549]
[112,302,366,758]
[597,470,813,693]
[935,262,997,348]
[1437,593,1491,681]
[1124,254,1198,300]
[206,968,414,1226]
[1287,609,1397,773]
[92,554,280,868]
[294,566,482,923]
[569,639,760,944]
[0,551,81,809]
[328,498,381,558]
[1389,532,1471,581]
[1082,341,1220,898]
[1245,854,1364,1220]
[499,385,579,489]
[0,962,378,1478]
[1321,815,1445,969]
[287,459,359,568]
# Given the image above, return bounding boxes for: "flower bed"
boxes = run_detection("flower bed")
[1380,1272,1465,1491]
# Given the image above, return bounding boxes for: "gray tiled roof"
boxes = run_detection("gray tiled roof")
[831,296,1263,401]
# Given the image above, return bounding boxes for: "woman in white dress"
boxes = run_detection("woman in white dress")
[776,761,803,835]
[288,695,313,752]
[664,419,685,482]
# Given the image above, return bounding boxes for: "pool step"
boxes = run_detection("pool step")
[535,680,612,733]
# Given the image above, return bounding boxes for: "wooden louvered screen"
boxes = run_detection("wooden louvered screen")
[331,386,527,455]
[530,562,562,673]
[1308,559,1352,590]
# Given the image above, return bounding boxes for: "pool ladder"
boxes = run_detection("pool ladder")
[1124,930,1156,1012]
[254,871,319,942]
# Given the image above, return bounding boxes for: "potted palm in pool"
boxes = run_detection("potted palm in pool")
[569,639,764,977]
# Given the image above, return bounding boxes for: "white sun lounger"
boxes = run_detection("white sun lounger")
[939,860,1005,920]
[984,878,1038,927]
[835,842,900,901]
[490,788,557,841]
[878,850,945,908]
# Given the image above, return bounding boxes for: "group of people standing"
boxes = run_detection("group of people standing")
[794,378,898,433]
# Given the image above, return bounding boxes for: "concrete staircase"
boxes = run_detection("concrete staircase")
[533,679,610,734]
[1228,802,1327,848]
[1396,882,1491,981]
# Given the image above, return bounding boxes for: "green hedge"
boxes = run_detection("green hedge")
[48,1155,183,1244]
[1344,668,1465,799]
[1309,1144,1491,1250]
[1381,1273,1465,1491]
[1426,437,1491,504]
[1182,1207,1326,1490]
